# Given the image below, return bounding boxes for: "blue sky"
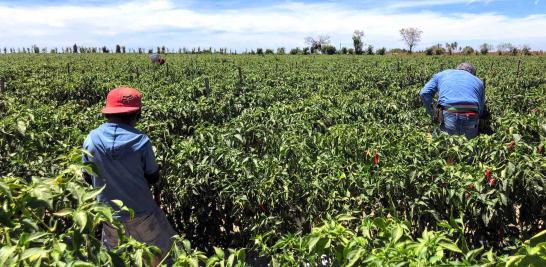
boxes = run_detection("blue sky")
[0,0,545,51]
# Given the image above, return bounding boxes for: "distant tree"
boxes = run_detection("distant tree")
[321,45,337,55]
[425,47,433,56]
[389,48,408,54]
[376,47,386,55]
[479,43,491,55]
[290,47,302,55]
[305,35,330,53]
[521,45,531,56]
[102,46,109,53]
[462,46,475,55]
[445,42,458,55]
[32,45,39,53]
[302,47,310,55]
[340,47,348,55]
[73,44,78,53]
[256,48,264,55]
[122,46,126,53]
[3,47,6,54]
[426,44,445,55]
[115,44,121,53]
[497,42,514,55]
[366,45,374,55]
[347,48,355,55]
[157,47,161,54]
[434,44,446,55]
[161,46,166,54]
[277,47,285,55]
[352,30,364,55]
[399,27,423,53]
[510,47,518,56]
[265,49,274,54]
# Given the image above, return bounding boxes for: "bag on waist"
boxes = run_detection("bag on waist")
[443,103,479,114]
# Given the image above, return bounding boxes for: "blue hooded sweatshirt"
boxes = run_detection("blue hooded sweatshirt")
[83,122,159,220]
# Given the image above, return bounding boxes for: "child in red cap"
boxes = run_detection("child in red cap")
[82,87,175,266]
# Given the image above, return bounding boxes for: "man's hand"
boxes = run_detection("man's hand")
[152,185,161,207]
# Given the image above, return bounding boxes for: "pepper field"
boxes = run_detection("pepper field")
[0,54,545,266]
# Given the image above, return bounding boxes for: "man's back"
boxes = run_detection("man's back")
[83,122,158,220]
[421,69,485,116]
[434,69,484,107]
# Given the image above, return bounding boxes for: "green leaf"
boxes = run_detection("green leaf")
[0,181,12,199]
[74,211,87,232]
[392,225,404,243]
[111,199,124,207]
[71,261,97,267]
[135,249,143,267]
[337,215,356,221]
[308,236,321,253]
[439,242,463,254]
[17,120,27,135]
[213,246,224,259]
[20,247,48,262]
[83,186,105,201]
[528,230,546,247]
[345,249,364,267]
[0,246,16,266]
[53,209,73,217]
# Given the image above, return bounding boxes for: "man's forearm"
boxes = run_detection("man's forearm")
[145,170,160,185]
[420,94,434,116]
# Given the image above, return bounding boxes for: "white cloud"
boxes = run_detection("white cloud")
[0,0,545,50]
[386,0,494,9]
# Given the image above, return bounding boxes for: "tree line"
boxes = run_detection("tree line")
[1,28,540,56]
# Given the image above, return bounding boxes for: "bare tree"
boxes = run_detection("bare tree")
[352,30,365,55]
[521,45,531,56]
[496,43,514,54]
[304,35,331,53]
[399,27,423,53]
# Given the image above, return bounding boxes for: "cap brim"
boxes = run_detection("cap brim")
[101,107,140,114]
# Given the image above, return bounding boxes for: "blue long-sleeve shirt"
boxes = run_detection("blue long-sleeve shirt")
[420,69,485,116]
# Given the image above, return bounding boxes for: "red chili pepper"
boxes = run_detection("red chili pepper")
[488,178,497,187]
[485,169,492,181]
[465,192,472,199]
[538,145,544,155]
[467,184,476,190]
[531,108,539,113]
[373,153,379,165]
[507,140,516,151]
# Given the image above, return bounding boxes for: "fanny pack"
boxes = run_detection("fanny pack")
[443,103,479,115]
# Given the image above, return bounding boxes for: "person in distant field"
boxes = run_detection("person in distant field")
[150,53,165,65]
[420,63,485,139]
[82,87,175,266]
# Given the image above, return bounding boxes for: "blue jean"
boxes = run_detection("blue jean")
[441,111,479,139]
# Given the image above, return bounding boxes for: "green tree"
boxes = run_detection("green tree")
[352,30,364,55]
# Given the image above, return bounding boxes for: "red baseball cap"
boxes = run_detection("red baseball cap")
[101,87,142,114]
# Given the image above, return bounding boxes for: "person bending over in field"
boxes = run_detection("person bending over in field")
[420,63,485,139]
[82,87,175,266]
[150,53,166,65]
